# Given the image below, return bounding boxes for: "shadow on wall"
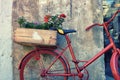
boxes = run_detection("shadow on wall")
[103,0,120,80]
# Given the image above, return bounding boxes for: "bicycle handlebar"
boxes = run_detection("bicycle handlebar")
[85,23,103,31]
[85,10,120,31]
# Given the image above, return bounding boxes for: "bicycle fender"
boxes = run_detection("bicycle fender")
[18,48,71,73]
[18,48,52,70]
[18,49,37,70]
[110,49,120,80]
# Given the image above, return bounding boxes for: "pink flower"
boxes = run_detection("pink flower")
[44,15,51,23]
[59,14,66,18]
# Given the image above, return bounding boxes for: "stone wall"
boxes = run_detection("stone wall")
[12,0,105,80]
[0,0,13,80]
[12,0,40,79]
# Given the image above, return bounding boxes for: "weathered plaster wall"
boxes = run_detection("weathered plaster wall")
[12,0,105,80]
[0,0,13,80]
[38,0,105,80]
[12,0,40,79]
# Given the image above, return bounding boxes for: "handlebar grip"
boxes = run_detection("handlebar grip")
[86,10,120,31]
[85,24,94,31]
[106,10,120,24]
[85,23,102,31]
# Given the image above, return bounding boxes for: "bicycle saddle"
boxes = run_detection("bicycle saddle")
[57,29,76,35]
[50,27,76,35]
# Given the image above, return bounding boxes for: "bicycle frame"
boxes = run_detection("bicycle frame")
[43,10,120,79]
[19,10,120,80]
[44,33,115,78]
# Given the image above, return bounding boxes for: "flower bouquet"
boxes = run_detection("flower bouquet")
[17,14,66,30]
[14,14,66,46]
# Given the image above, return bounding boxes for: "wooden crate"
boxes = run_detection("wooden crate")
[114,4,120,8]
[13,28,57,46]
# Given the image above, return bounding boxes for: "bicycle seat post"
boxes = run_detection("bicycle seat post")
[64,34,82,74]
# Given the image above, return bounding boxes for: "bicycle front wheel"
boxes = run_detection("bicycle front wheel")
[19,50,68,80]
[110,51,120,80]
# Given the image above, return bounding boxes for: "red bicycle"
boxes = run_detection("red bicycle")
[19,10,120,80]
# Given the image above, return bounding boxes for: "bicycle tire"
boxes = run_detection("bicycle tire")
[19,49,68,80]
[110,51,120,80]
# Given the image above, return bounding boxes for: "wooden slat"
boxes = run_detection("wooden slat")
[14,37,43,44]
[13,28,57,46]
[114,4,120,8]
